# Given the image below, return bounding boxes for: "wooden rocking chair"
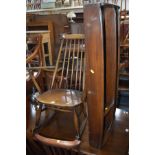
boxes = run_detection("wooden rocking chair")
[32,34,87,148]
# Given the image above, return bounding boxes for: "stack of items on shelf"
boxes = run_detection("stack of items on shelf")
[26,0,84,10]
[26,0,41,10]
[41,0,56,8]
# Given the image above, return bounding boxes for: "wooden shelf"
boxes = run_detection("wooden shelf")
[26,30,50,34]
[120,44,129,48]
[26,6,83,15]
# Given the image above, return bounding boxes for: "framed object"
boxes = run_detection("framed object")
[41,0,56,8]
[26,0,41,10]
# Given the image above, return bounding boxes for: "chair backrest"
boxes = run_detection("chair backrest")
[26,34,42,66]
[26,35,43,94]
[50,34,85,91]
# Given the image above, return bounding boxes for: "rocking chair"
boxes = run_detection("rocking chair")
[32,34,87,148]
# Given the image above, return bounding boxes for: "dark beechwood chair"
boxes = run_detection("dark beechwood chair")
[32,34,87,148]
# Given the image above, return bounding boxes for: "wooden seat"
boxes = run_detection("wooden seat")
[36,89,82,107]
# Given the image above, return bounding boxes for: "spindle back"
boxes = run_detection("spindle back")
[50,34,85,91]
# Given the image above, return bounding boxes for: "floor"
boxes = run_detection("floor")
[26,96,129,155]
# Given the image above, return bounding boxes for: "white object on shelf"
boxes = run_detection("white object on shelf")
[67,11,76,23]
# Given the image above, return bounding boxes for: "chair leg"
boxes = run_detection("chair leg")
[35,104,42,128]
[73,109,80,139]
[81,102,87,118]
[43,108,56,127]
[79,102,87,137]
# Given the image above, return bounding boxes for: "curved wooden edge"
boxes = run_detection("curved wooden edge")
[26,35,42,63]
[36,89,83,108]
[34,133,81,149]
[36,101,82,109]
[26,45,40,63]
[62,34,85,39]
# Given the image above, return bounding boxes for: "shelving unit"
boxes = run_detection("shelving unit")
[118,4,129,110]
[26,5,83,15]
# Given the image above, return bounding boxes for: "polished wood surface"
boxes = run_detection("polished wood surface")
[37,89,82,107]
[84,4,105,148]
[35,133,81,149]
[104,6,117,108]
[26,105,129,155]
[61,34,85,39]
[84,3,120,148]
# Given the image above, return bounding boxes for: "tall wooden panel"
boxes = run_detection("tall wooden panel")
[84,3,120,148]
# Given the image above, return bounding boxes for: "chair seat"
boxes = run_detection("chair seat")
[36,89,82,107]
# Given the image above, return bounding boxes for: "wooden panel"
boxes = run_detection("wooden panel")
[84,3,120,148]
[84,3,104,148]
[104,7,117,108]
[116,6,120,112]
